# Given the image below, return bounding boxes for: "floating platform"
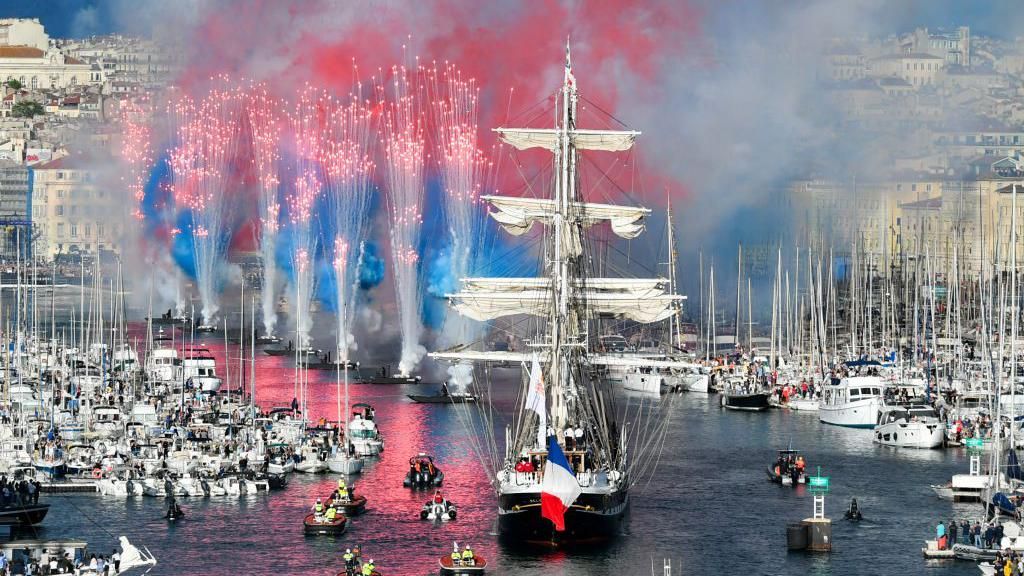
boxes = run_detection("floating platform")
[922,540,955,559]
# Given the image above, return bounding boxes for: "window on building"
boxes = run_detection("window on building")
[57,223,64,237]
[84,224,90,237]
[57,172,64,181]
[70,225,77,238]
[97,224,104,237]
[55,206,63,216]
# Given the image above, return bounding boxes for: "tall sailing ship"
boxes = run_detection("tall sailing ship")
[431,43,683,544]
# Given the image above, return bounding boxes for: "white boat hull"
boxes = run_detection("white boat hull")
[326,456,363,475]
[874,421,945,449]
[819,397,881,428]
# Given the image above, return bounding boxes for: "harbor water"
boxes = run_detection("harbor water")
[21,337,979,575]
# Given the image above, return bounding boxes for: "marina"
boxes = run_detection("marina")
[4,3,1024,575]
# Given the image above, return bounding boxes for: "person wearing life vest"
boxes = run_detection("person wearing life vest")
[343,549,355,568]
[325,505,337,522]
[313,498,324,517]
[338,478,347,490]
[434,491,444,505]
[461,545,475,565]
[795,455,806,474]
[337,484,350,501]
[450,544,462,566]
[361,559,375,575]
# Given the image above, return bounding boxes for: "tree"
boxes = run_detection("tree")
[5,79,21,90]
[11,101,43,118]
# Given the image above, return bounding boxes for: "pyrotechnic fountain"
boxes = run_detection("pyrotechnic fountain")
[426,64,488,387]
[320,86,375,363]
[379,66,427,376]
[166,86,243,326]
[282,89,325,344]
[246,86,283,338]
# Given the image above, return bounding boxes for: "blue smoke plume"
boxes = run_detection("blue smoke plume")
[172,209,197,279]
[358,241,385,290]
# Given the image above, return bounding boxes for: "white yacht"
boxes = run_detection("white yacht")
[145,347,180,383]
[873,404,945,449]
[347,403,383,456]
[181,348,223,393]
[819,375,884,428]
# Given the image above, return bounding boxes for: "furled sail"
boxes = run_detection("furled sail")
[447,281,682,323]
[494,128,640,152]
[483,196,649,246]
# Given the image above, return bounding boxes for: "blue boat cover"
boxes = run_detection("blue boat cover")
[993,492,1017,512]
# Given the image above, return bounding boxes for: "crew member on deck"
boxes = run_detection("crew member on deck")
[461,545,475,565]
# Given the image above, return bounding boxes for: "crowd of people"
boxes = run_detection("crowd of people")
[0,548,120,575]
[936,518,1007,550]
[0,476,40,506]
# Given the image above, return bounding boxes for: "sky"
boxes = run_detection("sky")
[3,0,1023,40]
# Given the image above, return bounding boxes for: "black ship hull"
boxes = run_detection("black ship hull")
[0,504,49,526]
[497,489,627,545]
[407,394,476,404]
[722,393,770,411]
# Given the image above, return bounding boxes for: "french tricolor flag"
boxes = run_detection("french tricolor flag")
[541,435,582,531]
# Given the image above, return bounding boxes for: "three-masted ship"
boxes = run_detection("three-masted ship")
[432,43,683,544]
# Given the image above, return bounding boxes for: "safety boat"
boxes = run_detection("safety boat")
[303,512,347,535]
[438,555,487,575]
[404,454,444,488]
[408,383,477,404]
[367,364,421,385]
[420,492,457,521]
[327,493,367,517]
[766,449,807,485]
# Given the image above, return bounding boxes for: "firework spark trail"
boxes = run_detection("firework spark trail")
[247,85,283,337]
[285,87,329,347]
[321,83,375,362]
[123,94,189,316]
[166,82,243,325]
[379,65,427,376]
[425,63,489,387]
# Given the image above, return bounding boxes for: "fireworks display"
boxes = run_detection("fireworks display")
[246,85,284,337]
[379,65,428,376]
[165,82,245,325]
[132,59,497,373]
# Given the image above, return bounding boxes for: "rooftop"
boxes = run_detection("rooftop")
[0,46,43,59]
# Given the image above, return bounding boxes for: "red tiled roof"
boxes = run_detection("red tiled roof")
[0,46,44,59]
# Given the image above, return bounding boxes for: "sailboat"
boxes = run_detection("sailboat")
[431,42,681,544]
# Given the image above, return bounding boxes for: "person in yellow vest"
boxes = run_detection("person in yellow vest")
[342,548,355,569]
[450,544,462,566]
[461,545,475,566]
[324,505,337,522]
[312,498,324,517]
[361,559,375,575]
[338,478,347,490]
[337,484,350,501]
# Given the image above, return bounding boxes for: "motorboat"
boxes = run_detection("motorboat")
[0,502,50,526]
[408,383,478,404]
[293,445,328,474]
[766,449,807,485]
[366,364,421,385]
[327,491,367,516]
[873,404,945,449]
[404,454,444,488]
[181,348,223,393]
[267,444,296,474]
[165,499,185,521]
[348,404,383,456]
[721,381,770,411]
[438,554,486,575]
[303,512,347,535]
[787,397,820,411]
[420,492,457,521]
[326,452,363,475]
[819,375,884,428]
[0,536,156,575]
